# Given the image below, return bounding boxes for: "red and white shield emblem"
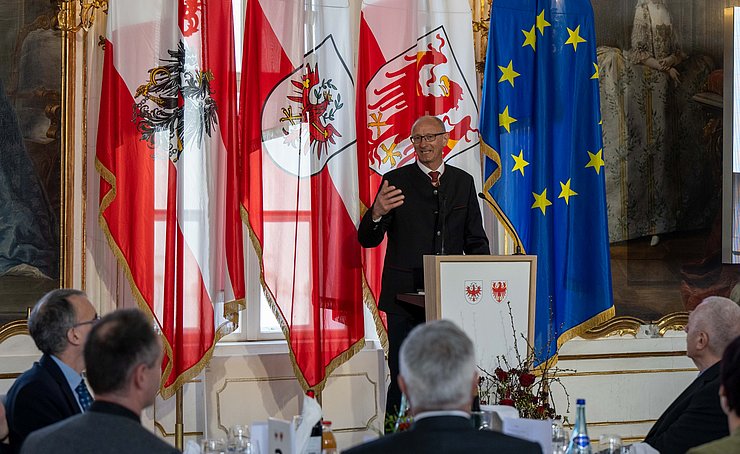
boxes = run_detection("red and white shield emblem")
[363,26,478,175]
[262,35,354,177]
[491,280,508,303]
[464,280,483,305]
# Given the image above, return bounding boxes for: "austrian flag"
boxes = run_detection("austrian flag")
[97,0,244,397]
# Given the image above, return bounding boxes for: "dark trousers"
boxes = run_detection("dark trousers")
[385,311,425,418]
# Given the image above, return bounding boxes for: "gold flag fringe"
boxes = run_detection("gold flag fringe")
[362,273,389,354]
[534,305,616,374]
[240,205,366,394]
[96,157,243,400]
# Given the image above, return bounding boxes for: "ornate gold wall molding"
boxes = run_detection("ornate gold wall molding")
[0,320,29,345]
[58,0,108,33]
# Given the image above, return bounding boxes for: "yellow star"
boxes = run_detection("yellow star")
[536,10,551,35]
[558,179,578,204]
[498,106,517,133]
[565,25,587,51]
[591,63,599,79]
[498,60,521,87]
[522,26,536,51]
[531,188,552,215]
[599,118,603,125]
[511,150,529,176]
[585,149,605,174]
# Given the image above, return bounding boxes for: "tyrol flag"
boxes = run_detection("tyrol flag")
[357,0,483,333]
[480,0,614,364]
[97,0,244,397]
[240,0,365,391]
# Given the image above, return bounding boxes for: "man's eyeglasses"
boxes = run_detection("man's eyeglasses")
[409,132,446,144]
[73,314,100,328]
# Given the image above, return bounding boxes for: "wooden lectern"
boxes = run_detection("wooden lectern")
[422,255,537,373]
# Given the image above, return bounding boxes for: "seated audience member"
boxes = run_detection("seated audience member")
[344,320,542,454]
[4,289,97,453]
[1,401,8,454]
[687,335,740,453]
[644,296,740,454]
[21,309,179,454]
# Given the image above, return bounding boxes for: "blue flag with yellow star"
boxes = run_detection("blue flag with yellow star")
[480,0,614,364]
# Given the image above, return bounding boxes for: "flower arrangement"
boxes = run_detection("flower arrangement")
[477,301,571,420]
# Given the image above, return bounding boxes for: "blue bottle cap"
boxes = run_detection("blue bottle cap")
[576,398,585,405]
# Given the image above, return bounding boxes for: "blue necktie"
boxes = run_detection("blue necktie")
[75,378,93,411]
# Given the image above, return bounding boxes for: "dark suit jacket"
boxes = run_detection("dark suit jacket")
[21,401,179,454]
[5,354,81,454]
[344,415,542,454]
[358,164,489,315]
[644,361,727,454]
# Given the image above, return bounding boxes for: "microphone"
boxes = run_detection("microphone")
[478,192,524,255]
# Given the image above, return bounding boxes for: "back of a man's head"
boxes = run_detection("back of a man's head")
[693,296,740,358]
[28,289,86,356]
[84,309,160,396]
[399,320,476,413]
[721,335,740,416]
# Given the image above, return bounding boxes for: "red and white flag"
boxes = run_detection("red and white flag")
[240,0,365,391]
[357,0,483,331]
[97,0,244,398]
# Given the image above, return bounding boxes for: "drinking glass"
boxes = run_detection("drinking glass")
[229,437,259,454]
[551,420,568,454]
[598,434,623,454]
[200,438,227,454]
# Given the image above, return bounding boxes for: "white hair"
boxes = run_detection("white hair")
[694,296,740,357]
[399,320,476,412]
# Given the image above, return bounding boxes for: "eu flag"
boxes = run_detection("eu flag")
[479,0,614,364]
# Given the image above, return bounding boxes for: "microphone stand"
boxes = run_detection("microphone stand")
[478,192,524,255]
[437,185,447,255]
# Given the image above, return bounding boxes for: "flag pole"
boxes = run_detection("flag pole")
[175,387,184,450]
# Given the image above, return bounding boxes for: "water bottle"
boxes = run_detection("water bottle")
[566,399,592,454]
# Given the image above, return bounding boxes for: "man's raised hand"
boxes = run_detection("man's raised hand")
[371,180,404,219]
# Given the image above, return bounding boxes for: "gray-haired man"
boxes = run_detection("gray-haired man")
[4,289,97,454]
[345,320,541,454]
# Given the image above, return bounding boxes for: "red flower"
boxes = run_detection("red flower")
[519,373,536,387]
[494,367,509,381]
[500,398,515,407]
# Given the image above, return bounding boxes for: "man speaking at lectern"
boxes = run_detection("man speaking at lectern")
[358,115,489,416]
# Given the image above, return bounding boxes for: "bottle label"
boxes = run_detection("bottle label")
[574,434,590,447]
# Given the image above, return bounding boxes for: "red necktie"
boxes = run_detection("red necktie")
[429,171,440,187]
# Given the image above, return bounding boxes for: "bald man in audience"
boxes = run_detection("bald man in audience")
[688,334,740,453]
[21,309,178,454]
[644,296,740,454]
[4,289,97,453]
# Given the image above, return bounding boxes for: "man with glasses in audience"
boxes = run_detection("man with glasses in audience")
[21,309,178,454]
[4,289,98,453]
[358,115,489,418]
